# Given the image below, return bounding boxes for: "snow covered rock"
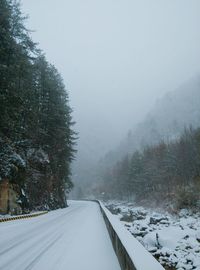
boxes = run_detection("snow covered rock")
[105,201,200,270]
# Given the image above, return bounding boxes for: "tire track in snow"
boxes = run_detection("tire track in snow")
[1,232,63,270]
[23,234,63,270]
[0,205,82,256]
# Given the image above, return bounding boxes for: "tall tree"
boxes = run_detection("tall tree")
[0,0,76,212]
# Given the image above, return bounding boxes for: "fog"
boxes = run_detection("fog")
[21,0,200,169]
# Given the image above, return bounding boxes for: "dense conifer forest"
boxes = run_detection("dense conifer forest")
[0,0,76,212]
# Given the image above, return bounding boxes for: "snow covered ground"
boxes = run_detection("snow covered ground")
[105,201,200,270]
[0,201,120,270]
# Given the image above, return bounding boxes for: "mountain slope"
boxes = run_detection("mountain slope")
[105,76,200,165]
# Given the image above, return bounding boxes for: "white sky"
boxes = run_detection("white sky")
[21,0,200,159]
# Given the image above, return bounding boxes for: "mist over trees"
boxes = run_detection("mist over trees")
[73,77,200,209]
[102,77,200,166]
[95,127,200,209]
[0,0,76,211]
[1,0,200,213]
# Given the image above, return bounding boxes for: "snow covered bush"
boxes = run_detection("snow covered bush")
[0,138,26,182]
[176,186,200,209]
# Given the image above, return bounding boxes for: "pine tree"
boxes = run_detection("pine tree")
[0,0,76,213]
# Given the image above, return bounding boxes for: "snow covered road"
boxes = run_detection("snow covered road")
[0,201,121,270]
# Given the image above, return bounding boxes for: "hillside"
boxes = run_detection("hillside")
[72,76,200,199]
[102,76,200,167]
[0,0,76,214]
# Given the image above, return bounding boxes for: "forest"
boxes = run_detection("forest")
[0,1,199,269]
[96,127,200,210]
[0,0,76,213]
[1,0,200,215]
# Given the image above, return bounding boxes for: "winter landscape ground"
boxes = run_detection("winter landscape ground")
[1,1,200,269]
[106,201,200,270]
[2,200,199,270]
[0,201,120,270]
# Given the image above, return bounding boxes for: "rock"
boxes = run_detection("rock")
[136,214,146,220]
[133,230,148,237]
[196,232,200,242]
[160,220,170,225]
[149,215,168,225]
[148,247,157,253]
[120,213,134,222]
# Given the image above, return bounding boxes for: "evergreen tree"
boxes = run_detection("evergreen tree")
[0,0,76,212]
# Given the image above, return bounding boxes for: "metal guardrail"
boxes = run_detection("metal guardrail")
[96,201,165,270]
[0,211,48,223]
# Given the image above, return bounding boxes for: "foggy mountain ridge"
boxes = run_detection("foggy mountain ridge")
[71,75,200,198]
[20,0,200,200]
[100,75,200,167]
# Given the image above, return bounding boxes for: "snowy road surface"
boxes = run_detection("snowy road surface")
[0,201,121,270]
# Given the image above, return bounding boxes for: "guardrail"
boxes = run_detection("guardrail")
[0,211,48,223]
[97,201,165,270]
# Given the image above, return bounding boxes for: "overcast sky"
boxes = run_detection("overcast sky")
[21,0,200,159]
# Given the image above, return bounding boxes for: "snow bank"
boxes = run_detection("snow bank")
[105,201,200,270]
[99,201,164,270]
